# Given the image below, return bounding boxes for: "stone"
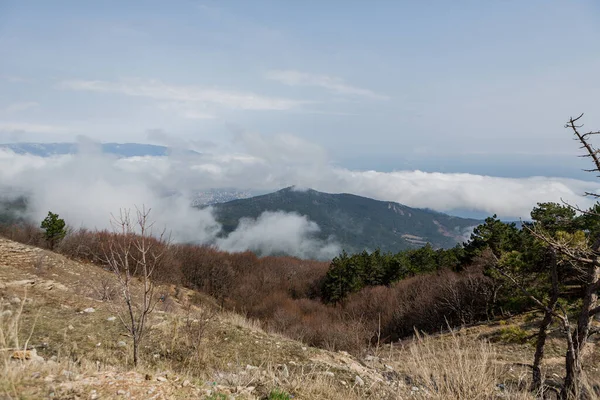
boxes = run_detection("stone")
[82,307,95,313]
[116,389,126,395]
[107,316,116,322]
[157,376,167,382]
[68,325,74,330]
[1,310,13,318]
[117,341,127,347]
[10,297,21,305]
[182,379,191,387]
[355,375,365,387]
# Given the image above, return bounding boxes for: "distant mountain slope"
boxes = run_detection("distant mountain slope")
[0,142,200,157]
[210,187,482,253]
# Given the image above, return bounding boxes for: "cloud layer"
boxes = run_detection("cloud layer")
[265,70,389,100]
[1,133,599,259]
[61,79,310,111]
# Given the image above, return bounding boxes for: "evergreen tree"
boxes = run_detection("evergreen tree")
[40,211,66,250]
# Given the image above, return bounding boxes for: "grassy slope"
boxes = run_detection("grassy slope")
[1,237,599,399]
[211,187,481,254]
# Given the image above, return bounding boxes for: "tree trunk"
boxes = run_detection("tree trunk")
[133,336,139,367]
[561,332,580,400]
[532,250,558,395]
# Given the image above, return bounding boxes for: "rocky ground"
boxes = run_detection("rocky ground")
[1,237,599,399]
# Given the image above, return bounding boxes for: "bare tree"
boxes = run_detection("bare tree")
[101,206,168,366]
[493,115,600,399]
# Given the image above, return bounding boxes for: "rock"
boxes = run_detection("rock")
[6,279,35,288]
[365,355,379,362]
[340,380,348,386]
[1,310,13,318]
[107,316,116,322]
[116,389,126,395]
[10,296,21,305]
[67,325,74,330]
[157,376,167,382]
[246,364,258,370]
[82,307,95,313]
[90,390,98,400]
[281,365,289,378]
[411,386,419,392]
[31,372,41,378]
[11,349,44,362]
[322,371,335,377]
[117,341,127,347]
[302,346,307,351]
[182,379,191,387]
[355,375,365,387]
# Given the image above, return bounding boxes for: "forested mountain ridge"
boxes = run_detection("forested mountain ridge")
[210,186,481,253]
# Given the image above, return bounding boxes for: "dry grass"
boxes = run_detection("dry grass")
[395,330,533,399]
[3,237,600,399]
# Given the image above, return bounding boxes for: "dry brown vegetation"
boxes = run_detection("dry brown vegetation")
[1,236,599,398]
[0,223,500,356]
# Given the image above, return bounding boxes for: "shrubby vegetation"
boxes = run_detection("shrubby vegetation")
[0,200,593,351]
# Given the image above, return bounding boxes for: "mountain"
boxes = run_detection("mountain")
[0,142,200,157]
[210,187,482,253]
[191,188,258,207]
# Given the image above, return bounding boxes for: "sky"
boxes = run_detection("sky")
[1,1,600,175]
[2,1,600,256]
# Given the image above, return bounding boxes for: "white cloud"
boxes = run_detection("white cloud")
[1,132,600,259]
[0,122,68,134]
[4,102,39,114]
[216,211,340,259]
[157,102,216,120]
[60,78,310,111]
[266,70,389,100]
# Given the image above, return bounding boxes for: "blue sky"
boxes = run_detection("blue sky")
[1,0,600,179]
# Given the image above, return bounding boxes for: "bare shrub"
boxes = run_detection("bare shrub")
[402,331,531,400]
[100,206,169,366]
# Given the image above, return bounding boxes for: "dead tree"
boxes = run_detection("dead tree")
[496,114,600,399]
[101,206,168,367]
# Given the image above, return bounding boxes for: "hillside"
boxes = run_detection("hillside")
[211,187,481,253]
[2,236,596,399]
